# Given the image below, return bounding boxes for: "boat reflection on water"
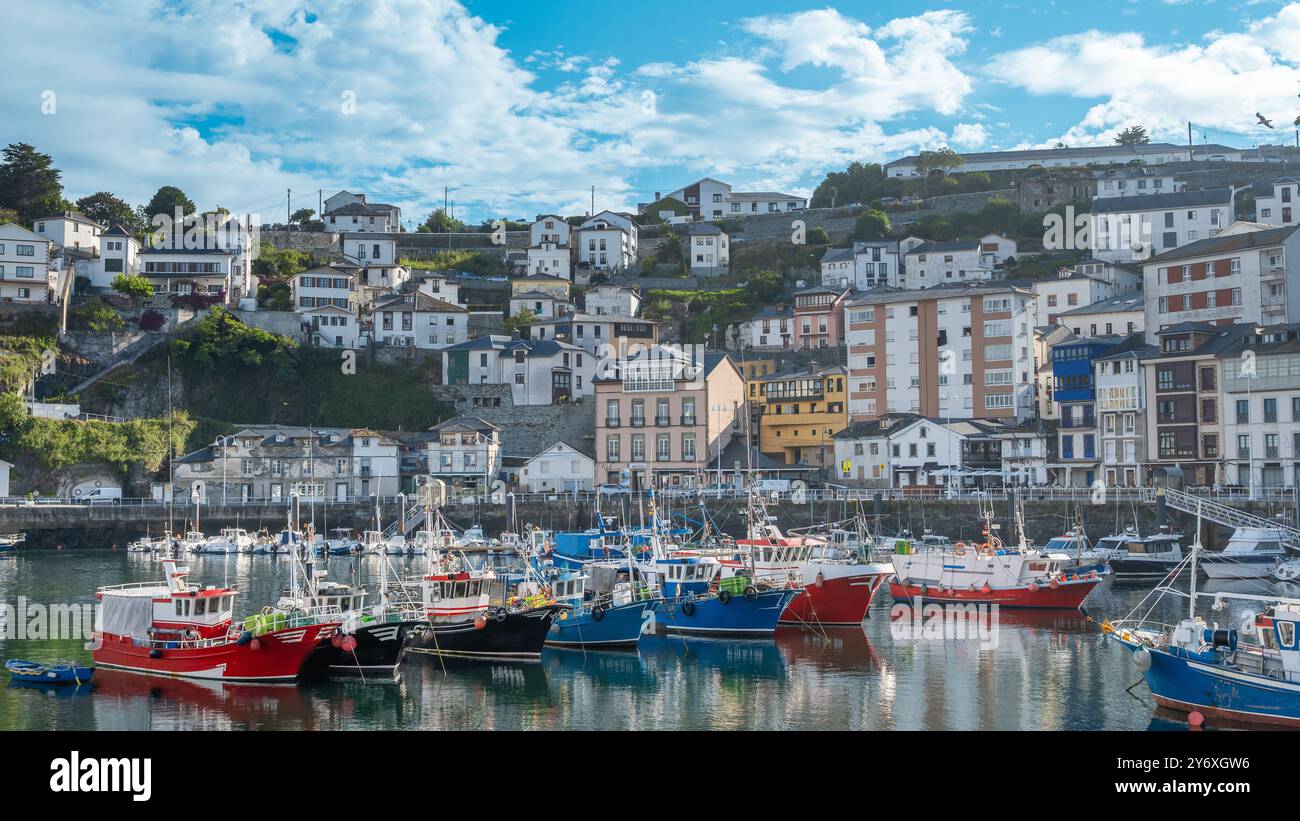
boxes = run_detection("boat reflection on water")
[544,646,653,688]
[6,678,94,700]
[772,625,882,674]
[90,668,321,730]
[638,634,788,680]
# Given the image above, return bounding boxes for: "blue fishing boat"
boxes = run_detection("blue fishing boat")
[645,555,802,636]
[544,567,655,649]
[5,659,95,685]
[1106,504,1300,727]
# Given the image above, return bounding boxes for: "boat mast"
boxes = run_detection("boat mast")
[1189,501,1201,620]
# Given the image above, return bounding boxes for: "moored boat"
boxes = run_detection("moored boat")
[1199,527,1288,580]
[887,495,1100,609]
[92,556,338,682]
[5,658,94,685]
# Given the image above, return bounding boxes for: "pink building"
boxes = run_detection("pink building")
[793,286,851,349]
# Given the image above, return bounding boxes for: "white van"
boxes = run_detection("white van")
[81,487,123,505]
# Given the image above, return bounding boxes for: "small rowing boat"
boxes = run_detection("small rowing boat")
[5,659,95,685]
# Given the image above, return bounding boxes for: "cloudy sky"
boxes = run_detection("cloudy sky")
[6,0,1300,225]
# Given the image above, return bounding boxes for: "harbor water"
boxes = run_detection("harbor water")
[0,549,1267,730]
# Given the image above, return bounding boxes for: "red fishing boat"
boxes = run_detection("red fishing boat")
[92,557,338,682]
[887,496,1100,609]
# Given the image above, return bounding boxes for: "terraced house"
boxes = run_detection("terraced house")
[752,364,848,466]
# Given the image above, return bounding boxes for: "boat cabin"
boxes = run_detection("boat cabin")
[420,570,491,621]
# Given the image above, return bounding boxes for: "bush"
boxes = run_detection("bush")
[70,299,125,332]
[111,273,153,300]
[139,310,166,331]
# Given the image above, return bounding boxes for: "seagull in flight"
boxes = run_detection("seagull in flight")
[1257,112,1275,128]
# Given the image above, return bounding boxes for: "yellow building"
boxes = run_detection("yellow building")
[753,364,849,465]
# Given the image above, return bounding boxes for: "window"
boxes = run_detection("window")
[1264,398,1278,423]
[1236,399,1249,424]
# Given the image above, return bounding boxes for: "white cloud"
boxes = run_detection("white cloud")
[950,122,989,148]
[985,6,1300,147]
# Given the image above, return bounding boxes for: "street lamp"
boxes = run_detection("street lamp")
[1247,326,1264,502]
[215,434,236,506]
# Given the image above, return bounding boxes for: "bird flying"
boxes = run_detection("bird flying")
[1257,113,1275,128]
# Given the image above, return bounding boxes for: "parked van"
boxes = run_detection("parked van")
[81,487,123,505]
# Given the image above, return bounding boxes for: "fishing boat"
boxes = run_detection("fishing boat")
[275,524,415,679]
[324,528,359,556]
[1096,529,1186,577]
[0,532,25,554]
[723,494,894,626]
[1107,504,1300,727]
[887,494,1101,609]
[645,554,802,635]
[5,659,94,685]
[1199,527,1288,580]
[541,567,654,649]
[204,528,252,554]
[91,555,338,682]
[176,529,208,555]
[402,509,566,661]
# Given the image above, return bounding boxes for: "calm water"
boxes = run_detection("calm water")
[0,549,1273,730]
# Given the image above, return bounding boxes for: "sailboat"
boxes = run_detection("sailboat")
[1106,503,1300,727]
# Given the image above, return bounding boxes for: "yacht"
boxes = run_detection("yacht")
[1200,527,1288,580]
[1097,529,1186,577]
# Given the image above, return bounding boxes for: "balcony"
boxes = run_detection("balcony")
[655,416,671,427]
[630,417,645,427]
[680,416,697,426]
[606,418,620,428]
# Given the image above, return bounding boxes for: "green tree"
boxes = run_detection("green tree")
[503,308,537,335]
[111,273,154,301]
[0,207,19,225]
[70,298,125,332]
[1114,125,1150,146]
[0,143,65,222]
[853,209,892,241]
[807,226,830,245]
[418,208,465,233]
[76,191,139,231]
[290,208,316,225]
[142,185,196,223]
[915,147,964,198]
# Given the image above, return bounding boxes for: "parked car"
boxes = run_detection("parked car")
[596,483,631,496]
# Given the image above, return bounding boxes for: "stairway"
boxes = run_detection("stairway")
[1160,487,1300,551]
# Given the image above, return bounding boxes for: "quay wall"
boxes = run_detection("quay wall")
[0,497,1249,550]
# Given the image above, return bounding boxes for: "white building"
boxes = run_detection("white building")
[1054,291,1146,338]
[1030,264,1140,328]
[733,305,794,351]
[413,271,462,306]
[1253,177,1300,228]
[652,177,807,221]
[0,458,11,497]
[138,248,250,303]
[979,234,1018,266]
[992,423,1054,486]
[584,284,641,317]
[426,417,502,491]
[303,304,359,348]
[1093,167,1182,200]
[33,211,101,255]
[901,240,989,288]
[530,215,570,247]
[1094,338,1153,487]
[820,242,899,290]
[687,224,728,275]
[577,211,638,273]
[291,265,357,312]
[508,290,571,320]
[342,234,398,267]
[322,191,400,233]
[520,441,595,492]
[1219,324,1300,490]
[1142,222,1300,342]
[0,223,56,303]
[1089,188,1234,263]
[369,291,468,349]
[726,191,807,216]
[93,225,142,287]
[441,333,596,404]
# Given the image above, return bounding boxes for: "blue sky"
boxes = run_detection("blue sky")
[5,0,1300,225]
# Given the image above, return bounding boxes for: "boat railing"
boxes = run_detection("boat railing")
[96,580,178,594]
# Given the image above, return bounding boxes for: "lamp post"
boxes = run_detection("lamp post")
[216,434,236,506]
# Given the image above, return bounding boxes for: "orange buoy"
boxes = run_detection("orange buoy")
[474,615,488,630]
[981,582,992,594]
[341,635,357,652]
[331,634,342,648]
[1188,711,1205,728]
[1028,582,1039,592]
[1049,579,1061,590]
[250,638,262,651]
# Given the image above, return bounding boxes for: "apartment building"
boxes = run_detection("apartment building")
[369,291,467,349]
[1054,291,1145,338]
[687,224,729,276]
[1218,323,1300,490]
[1050,335,1124,486]
[0,223,55,303]
[793,286,851,349]
[322,191,400,233]
[1143,223,1300,340]
[901,240,989,288]
[529,312,658,359]
[1252,178,1300,227]
[425,417,502,492]
[1141,322,1249,487]
[593,347,744,490]
[1094,335,1156,487]
[1092,167,1181,200]
[441,332,596,405]
[819,241,899,290]
[845,284,1036,422]
[1089,188,1233,263]
[751,364,848,466]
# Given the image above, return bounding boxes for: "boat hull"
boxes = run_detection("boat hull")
[405,606,561,661]
[546,599,653,648]
[1199,554,1280,580]
[779,571,888,626]
[888,577,1099,609]
[1119,640,1300,728]
[1107,557,1183,577]
[92,623,337,682]
[652,589,802,635]
[315,620,413,677]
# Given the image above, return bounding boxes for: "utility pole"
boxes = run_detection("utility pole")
[1187,122,1193,161]
[591,186,595,216]
[287,188,291,229]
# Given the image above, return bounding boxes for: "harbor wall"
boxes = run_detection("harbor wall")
[0,497,1250,550]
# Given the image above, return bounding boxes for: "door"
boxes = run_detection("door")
[335,482,348,502]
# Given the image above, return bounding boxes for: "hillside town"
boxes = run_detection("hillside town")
[2,137,1300,505]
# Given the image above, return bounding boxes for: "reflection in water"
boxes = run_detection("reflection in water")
[0,551,1269,729]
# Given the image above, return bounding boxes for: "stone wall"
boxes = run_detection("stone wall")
[232,309,306,341]
[433,384,597,458]
[259,230,339,256]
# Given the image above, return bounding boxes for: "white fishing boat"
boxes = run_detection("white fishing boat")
[203,527,252,554]
[0,532,26,553]
[1201,527,1289,580]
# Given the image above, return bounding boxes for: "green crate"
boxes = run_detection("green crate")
[719,576,748,595]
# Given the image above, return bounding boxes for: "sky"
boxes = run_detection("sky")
[5,0,1300,226]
